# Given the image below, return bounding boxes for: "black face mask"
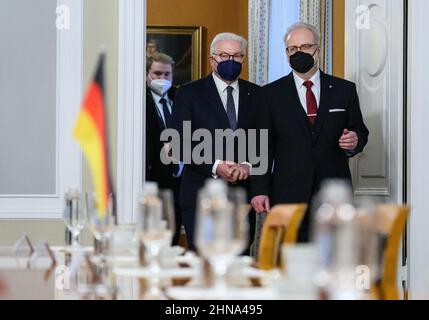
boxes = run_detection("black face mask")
[216,59,243,81]
[289,50,318,74]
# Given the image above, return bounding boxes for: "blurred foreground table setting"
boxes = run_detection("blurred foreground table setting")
[0,179,410,300]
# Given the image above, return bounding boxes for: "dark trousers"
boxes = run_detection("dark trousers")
[172,200,182,246]
[297,179,321,243]
[297,206,312,243]
[296,176,353,243]
[181,205,197,252]
[172,179,182,246]
[242,208,256,256]
[181,205,256,254]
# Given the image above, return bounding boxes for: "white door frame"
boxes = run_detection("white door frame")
[407,0,429,300]
[117,0,146,223]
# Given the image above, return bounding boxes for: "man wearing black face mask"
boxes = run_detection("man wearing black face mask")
[171,33,260,251]
[251,22,369,242]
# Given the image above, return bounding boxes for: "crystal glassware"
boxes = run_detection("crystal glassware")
[195,181,248,297]
[138,184,175,299]
[86,192,116,260]
[63,188,87,250]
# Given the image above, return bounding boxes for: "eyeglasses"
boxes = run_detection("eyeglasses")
[212,52,245,62]
[286,44,319,55]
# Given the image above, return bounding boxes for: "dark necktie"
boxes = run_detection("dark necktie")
[304,80,318,125]
[226,86,237,130]
[160,97,171,128]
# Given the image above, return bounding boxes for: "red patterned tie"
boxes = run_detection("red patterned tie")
[304,80,318,125]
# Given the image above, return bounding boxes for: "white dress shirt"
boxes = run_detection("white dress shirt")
[210,73,250,177]
[151,91,172,128]
[293,69,321,113]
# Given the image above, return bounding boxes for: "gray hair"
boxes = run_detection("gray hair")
[210,32,248,55]
[284,22,320,46]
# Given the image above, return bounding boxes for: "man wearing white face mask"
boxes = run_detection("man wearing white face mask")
[146,52,183,246]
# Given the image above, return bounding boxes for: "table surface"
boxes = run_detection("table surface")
[0,246,320,300]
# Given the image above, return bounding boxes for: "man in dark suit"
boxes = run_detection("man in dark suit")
[251,22,369,242]
[146,52,183,245]
[171,33,260,251]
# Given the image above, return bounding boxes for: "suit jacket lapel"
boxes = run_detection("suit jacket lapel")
[147,91,166,130]
[203,75,230,129]
[314,71,333,141]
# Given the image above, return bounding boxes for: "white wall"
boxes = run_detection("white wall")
[83,0,119,197]
[408,0,429,299]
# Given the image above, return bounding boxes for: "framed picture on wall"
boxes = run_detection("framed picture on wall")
[147,26,202,87]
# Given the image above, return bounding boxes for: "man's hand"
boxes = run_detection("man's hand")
[238,164,251,181]
[216,161,240,183]
[161,142,181,165]
[230,163,251,182]
[251,195,270,214]
[339,129,358,151]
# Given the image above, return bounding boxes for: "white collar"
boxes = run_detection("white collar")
[293,69,321,89]
[212,72,239,92]
[151,90,169,103]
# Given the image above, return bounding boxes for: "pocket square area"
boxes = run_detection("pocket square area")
[329,108,346,113]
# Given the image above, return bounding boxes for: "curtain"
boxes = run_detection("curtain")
[248,1,270,255]
[268,0,300,82]
[248,0,270,86]
[299,0,331,72]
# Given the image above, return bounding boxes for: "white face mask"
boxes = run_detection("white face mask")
[149,78,172,96]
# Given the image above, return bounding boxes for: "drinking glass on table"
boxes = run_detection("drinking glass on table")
[195,180,249,297]
[63,188,87,250]
[84,192,118,298]
[86,192,116,261]
[138,183,175,299]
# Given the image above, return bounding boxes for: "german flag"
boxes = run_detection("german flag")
[73,54,112,218]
